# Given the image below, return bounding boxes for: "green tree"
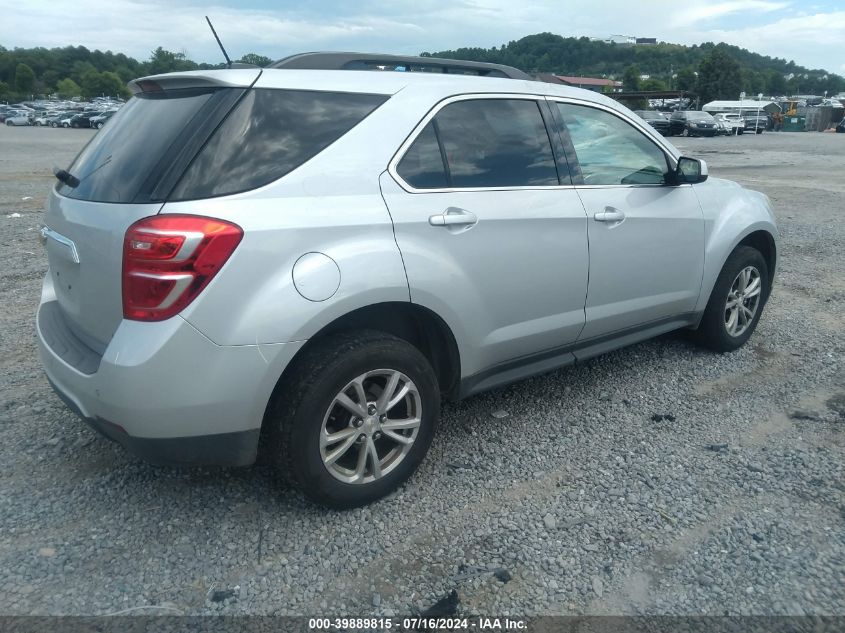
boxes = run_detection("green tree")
[642,78,668,91]
[14,62,35,94]
[237,53,272,67]
[146,47,196,75]
[697,47,743,104]
[80,70,126,99]
[56,77,81,98]
[765,70,788,96]
[622,65,641,91]
[675,66,697,91]
[0,80,9,100]
[70,60,97,84]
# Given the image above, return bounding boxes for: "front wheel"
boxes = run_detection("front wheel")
[267,330,440,508]
[693,246,769,352]
[96,122,104,129]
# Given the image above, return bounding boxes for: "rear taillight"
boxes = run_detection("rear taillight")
[122,215,243,321]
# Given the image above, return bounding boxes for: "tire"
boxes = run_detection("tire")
[693,246,769,352]
[682,128,691,137]
[267,330,440,508]
[5,121,12,127]
[50,122,57,128]
[756,128,763,134]
[96,122,104,129]
[738,129,744,135]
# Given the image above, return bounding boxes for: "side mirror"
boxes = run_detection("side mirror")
[676,156,708,184]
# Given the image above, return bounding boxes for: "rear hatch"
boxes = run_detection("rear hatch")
[43,70,260,352]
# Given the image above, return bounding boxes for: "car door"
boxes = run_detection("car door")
[549,100,704,341]
[380,95,589,380]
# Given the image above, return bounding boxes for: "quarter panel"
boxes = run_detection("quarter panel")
[169,190,410,346]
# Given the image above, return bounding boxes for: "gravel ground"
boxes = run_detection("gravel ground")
[0,125,843,618]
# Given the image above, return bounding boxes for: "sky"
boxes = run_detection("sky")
[1,0,844,75]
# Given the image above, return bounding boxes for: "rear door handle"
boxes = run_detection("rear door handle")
[593,207,625,223]
[429,207,478,227]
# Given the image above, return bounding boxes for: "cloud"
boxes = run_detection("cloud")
[670,1,790,27]
[704,11,845,70]
[0,0,841,75]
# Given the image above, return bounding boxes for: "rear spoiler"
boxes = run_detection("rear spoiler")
[128,69,262,95]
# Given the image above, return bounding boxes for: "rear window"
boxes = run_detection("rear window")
[58,88,387,204]
[170,89,387,200]
[58,88,233,204]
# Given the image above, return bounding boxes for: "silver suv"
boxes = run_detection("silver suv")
[36,53,778,507]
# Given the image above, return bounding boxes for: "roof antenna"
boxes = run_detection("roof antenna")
[206,16,232,67]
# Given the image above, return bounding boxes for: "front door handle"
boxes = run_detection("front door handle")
[593,207,626,223]
[429,207,478,227]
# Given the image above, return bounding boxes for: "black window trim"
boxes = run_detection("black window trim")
[389,93,569,193]
[546,96,684,189]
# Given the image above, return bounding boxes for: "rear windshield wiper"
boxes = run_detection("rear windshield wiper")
[53,168,80,188]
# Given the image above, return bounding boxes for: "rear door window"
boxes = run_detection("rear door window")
[395,122,448,189]
[170,89,387,200]
[425,98,559,189]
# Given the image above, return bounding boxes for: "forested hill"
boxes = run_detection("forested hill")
[424,33,843,96]
[2,32,842,101]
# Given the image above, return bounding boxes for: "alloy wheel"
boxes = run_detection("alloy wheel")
[725,266,762,337]
[319,369,422,484]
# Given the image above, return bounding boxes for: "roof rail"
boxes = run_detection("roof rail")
[268,52,533,81]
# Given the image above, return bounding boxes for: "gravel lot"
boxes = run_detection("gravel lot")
[0,125,843,618]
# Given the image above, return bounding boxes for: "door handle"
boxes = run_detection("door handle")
[593,207,625,223]
[429,207,478,227]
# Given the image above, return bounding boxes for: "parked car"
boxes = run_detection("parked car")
[89,110,117,129]
[59,114,77,128]
[1,108,28,123]
[4,111,32,126]
[69,112,98,128]
[47,112,76,127]
[743,113,769,134]
[836,118,845,133]
[33,113,56,126]
[634,110,670,135]
[713,113,744,135]
[37,53,778,508]
[668,110,720,137]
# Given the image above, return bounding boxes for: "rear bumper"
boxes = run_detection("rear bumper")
[47,375,260,466]
[37,289,305,466]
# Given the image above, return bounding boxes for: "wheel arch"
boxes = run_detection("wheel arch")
[737,229,777,296]
[273,302,461,404]
[694,224,778,324]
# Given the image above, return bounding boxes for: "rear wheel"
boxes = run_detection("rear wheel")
[267,330,440,508]
[693,246,768,352]
[50,122,57,128]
